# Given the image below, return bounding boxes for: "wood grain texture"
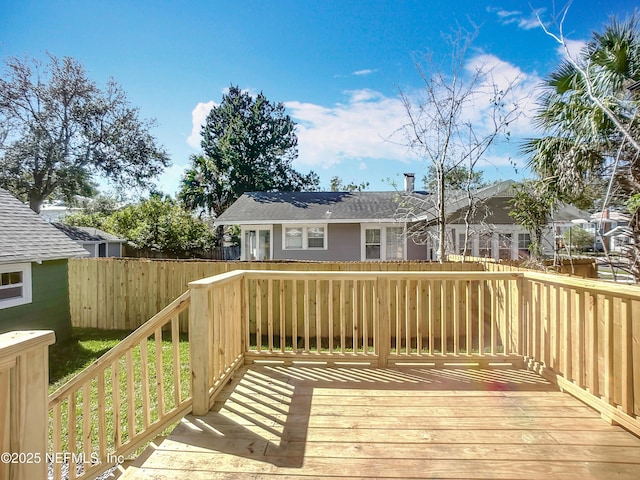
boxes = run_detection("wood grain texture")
[122,364,640,480]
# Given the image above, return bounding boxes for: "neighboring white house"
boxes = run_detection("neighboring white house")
[215,178,546,262]
[583,209,631,252]
[39,203,81,222]
[52,223,126,258]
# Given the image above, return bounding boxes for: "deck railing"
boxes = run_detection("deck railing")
[1,268,637,480]
[521,273,640,437]
[0,330,55,480]
[239,271,523,366]
[47,291,191,480]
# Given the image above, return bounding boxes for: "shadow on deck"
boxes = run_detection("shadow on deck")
[122,364,640,479]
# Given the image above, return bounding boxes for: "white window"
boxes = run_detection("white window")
[498,233,513,260]
[479,233,492,258]
[0,263,32,309]
[518,233,532,250]
[365,228,381,260]
[458,232,473,255]
[283,225,327,250]
[362,225,405,261]
[386,227,404,260]
[284,227,303,249]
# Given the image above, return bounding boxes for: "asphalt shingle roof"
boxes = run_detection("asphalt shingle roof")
[0,188,89,264]
[52,223,125,243]
[215,191,433,225]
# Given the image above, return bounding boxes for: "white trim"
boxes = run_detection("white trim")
[0,263,32,309]
[217,217,406,226]
[360,223,407,261]
[282,224,328,251]
[448,224,533,260]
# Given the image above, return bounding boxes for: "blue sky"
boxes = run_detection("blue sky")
[0,0,637,196]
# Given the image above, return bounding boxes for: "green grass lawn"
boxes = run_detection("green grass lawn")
[49,328,133,391]
[48,327,191,458]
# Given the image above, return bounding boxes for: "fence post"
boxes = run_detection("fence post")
[0,330,55,480]
[189,285,212,415]
[376,276,390,367]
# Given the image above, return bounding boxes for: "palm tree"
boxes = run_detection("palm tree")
[525,14,640,281]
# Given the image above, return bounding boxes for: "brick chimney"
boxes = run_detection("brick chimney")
[404,173,415,192]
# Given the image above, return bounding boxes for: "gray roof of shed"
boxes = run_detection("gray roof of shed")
[214,191,433,225]
[52,223,126,243]
[0,188,89,264]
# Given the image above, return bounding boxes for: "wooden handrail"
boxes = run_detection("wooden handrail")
[242,270,524,281]
[49,290,191,405]
[188,269,246,288]
[523,271,640,299]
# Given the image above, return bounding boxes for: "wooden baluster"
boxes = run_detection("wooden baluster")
[267,279,274,353]
[112,359,122,449]
[68,392,77,479]
[256,280,262,353]
[126,350,135,438]
[292,280,298,352]
[155,327,165,418]
[97,373,107,463]
[171,316,181,406]
[340,280,346,354]
[82,382,92,463]
[52,402,62,480]
[140,340,150,429]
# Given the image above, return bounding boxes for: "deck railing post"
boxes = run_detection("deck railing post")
[376,276,390,367]
[0,330,55,480]
[189,285,212,415]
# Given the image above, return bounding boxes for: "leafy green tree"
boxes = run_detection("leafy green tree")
[509,181,555,260]
[64,194,216,256]
[63,195,120,229]
[422,165,487,192]
[105,195,216,256]
[0,54,169,212]
[179,86,319,222]
[329,176,369,192]
[563,226,595,253]
[527,15,640,280]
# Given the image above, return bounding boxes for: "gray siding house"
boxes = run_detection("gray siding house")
[215,179,536,262]
[52,223,126,258]
[216,190,430,261]
[0,188,88,342]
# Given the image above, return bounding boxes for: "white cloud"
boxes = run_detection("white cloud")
[184,54,541,179]
[496,9,521,18]
[285,89,411,169]
[517,12,543,30]
[461,53,541,137]
[557,38,587,61]
[352,69,377,76]
[489,6,545,31]
[187,101,216,149]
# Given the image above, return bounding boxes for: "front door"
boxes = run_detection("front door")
[243,228,271,261]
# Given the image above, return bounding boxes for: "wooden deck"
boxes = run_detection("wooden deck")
[122,364,640,479]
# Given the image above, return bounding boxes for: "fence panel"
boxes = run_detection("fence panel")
[68,258,483,331]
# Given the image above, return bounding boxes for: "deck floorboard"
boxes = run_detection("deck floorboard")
[123,364,640,479]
